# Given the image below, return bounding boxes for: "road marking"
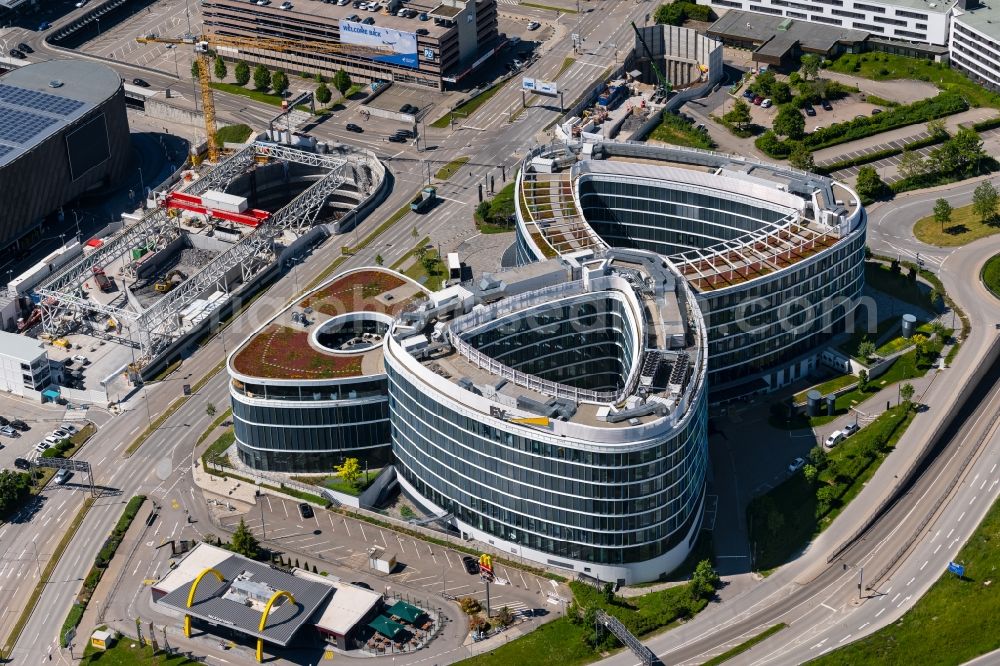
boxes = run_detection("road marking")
[820,602,837,612]
[991,480,999,492]
[838,634,852,644]
[971,473,980,487]
[907,577,915,586]
[951,538,960,548]
[932,530,940,541]
[991,463,997,474]
[981,479,988,490]
[858,622,870,630]
[891,593,901,603]
[920,561,928,571]
[343,519,351,538]
[132,559,143,576]
[359,523,368,543]
[934,544,942,554]
[970,496,977,505]
[947,529,954,538]
[898,595,911,608]
[811,638,828,650]
[875,608,886,618]
[959,511,966,522]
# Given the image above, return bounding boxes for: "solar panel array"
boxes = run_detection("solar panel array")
[0,84,85,117]
[0,109,58,145]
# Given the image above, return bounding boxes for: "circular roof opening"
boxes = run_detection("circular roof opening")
[312,312,393,355]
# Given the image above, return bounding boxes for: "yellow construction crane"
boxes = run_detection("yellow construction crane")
[136,33,391,161]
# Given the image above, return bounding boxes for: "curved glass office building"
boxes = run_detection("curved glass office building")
[385,252,709,583]
[227,268,428,472]
[515,142,867,395]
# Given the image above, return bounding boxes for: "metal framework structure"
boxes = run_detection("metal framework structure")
[594,609,655,666]
[31,142,375,364]
[30,457,96,497]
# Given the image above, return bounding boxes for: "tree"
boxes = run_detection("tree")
[800,54,821,81]
[926,118,947,139]
[0,471,29,518]
[206,402,216,417]
[496,606,515,627]
[857,339,876,359]
[252,64,270,91]
[602,581,615,603]
[191,59,202,80]
[374,253,384,266]
[897,149,927,181]
[788,143,815,171]
[315,83,332,105]
[933,198,953,232]
[950,127,985,174]
[213,55,227,81]
[335,457,363,488]
[808,445,826,469]
[723,99,752,131]
[773,105,805,139]
[235,61,250,86]
[931,320,949,340]
[855,166,885,202]
[857,368,869,392]
[912,333,928,361]
[690,559,720,600]
[271,70,289,94]
[770,81,792,104]
[751,70,777,98]
[973,181,999,223]
[900,382,915,404]
[315,72,325,84]
[803,463,818,484]
[231,517,260,559]
[332,68,352,96]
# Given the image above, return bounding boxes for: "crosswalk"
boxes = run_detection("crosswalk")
[498,0,519,5]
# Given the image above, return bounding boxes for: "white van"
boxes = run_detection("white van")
[824,430,845,449]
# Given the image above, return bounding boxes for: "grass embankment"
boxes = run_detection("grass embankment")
[431,82,506,128]
[982,253,1000,300]
[434,156,470,181]
[827,52,1000,110]
[749,405,914,571]
[215,124,253,144]
[79,637,199,665]
[914,201,1000,247]
[702,624,788,666]
[201,429,235,469]
[404,246,445,289]
[649,112,715,149]
[556,57,576,79]
[457,580,713,666]
[61,496,147,647]
[475,182,516,234]
[794,374,859,403]
[521,1,577,12]
[291,469,379,497]
[210,82,285,107]
[814,494,1000,665]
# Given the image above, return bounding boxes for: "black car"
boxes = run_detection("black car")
[804,105,816,117]
[9,49,25,59]
[351,581,373,590]
[388,134,406,143]
[13,458,30,470]
[462,556,480,575]
[408,104,419,114]
[17,43,32,53]
[362,16,375,24]
[132,78,150,87]
[821,99,833,111]
[399,103,411,113]
[10,420,28,431]
[396,128,414,138]
[346,123,363,133]
[0,416,8,427]
[298,502,314,519]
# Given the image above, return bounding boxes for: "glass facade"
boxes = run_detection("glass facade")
[231,379,393,472]
[464,296,636,393]
[386,359,708,566]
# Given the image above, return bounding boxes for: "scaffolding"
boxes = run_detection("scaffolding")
[32,142,376,365]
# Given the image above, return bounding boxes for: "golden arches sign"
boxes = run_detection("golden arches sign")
[184,568,224,638]
[256,589,296,663]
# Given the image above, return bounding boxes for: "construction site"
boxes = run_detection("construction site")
[11,140,384,406]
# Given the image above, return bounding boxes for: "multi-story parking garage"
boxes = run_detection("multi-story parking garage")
[514,142,866,397]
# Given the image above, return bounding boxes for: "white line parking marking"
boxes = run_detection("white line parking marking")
[820,602,837,612]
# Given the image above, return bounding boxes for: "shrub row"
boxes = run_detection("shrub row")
[972,116,1000,132]
[817,132,948,174]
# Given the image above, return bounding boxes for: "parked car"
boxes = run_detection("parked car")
[54,469,72,485]
[75,0,88,7]
[462,556,480,575]
[132,78,150,87]
[761,98,772,108]
[804,105,816,116]
[362,16,375,23]
[0,416,9,426]
[279,1,293,8]
[399,103,412,113]
[10,420,28,431]
[298,503,314,519]
[788,457,806,473]
[37,21,50,31]
[44,435,61,445]
[0,426,16,437]
[51,429,70,440]
[388,134,406,143]
[415,27,428,35]
[418,11,429,19]
[752,96,763,105]
[842,422,859,437]
[13,458,30,470]
[346,123,363,133]
[871,107,883,115]
[60,423,79,435]
[821,99,833,111]
[17,43,32,53]
[351,581,373,590]
[824,430,845,449]
[527,21,541,30]
[742,89,755,99]
[8,49,25,59]
[34,442,50,453]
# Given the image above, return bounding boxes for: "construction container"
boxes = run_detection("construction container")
[201,190,248,214]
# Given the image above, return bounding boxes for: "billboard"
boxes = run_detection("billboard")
[522,77,558,97]
[339,20,418,69]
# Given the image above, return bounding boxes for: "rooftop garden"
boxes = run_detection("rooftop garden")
[232,325,363,379]
[300,269,409,317]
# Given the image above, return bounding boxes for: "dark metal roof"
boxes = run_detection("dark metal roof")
[156,553,334,645]
[708,9,870,57]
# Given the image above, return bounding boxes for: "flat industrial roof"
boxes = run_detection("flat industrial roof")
[155,544,334,646]
[300,574,383,637]
[0,60,122,169]
[0,331,46,362]
[953,4,1000,40]
[708,10,871,55]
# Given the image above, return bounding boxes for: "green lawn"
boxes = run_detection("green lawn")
[794,374,859,404]
[202,430,235,469]
[981,253,1000,300]
[913,201,1000,247]
[556,57,576,79]
[749,405,914,571]
[404,246,446,289]
[458,617,597,666]
[215,124,253,144]
[209,82,285,107]
[431,82,506,128]
[813,494,1000,665]
[650,113,715,149]
[521,1,577,12]
[79,639,199,665]
[434,156,470,181]
[837,317,898,360]
[827,52,1000,110]
[291,468,380,497]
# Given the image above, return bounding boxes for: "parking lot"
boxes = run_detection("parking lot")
[218,495,563,618]
[740,92,886,133]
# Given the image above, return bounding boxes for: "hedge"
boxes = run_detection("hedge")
[817,132,948,174]
[758,93,967,157]
[972,116,1000,132]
